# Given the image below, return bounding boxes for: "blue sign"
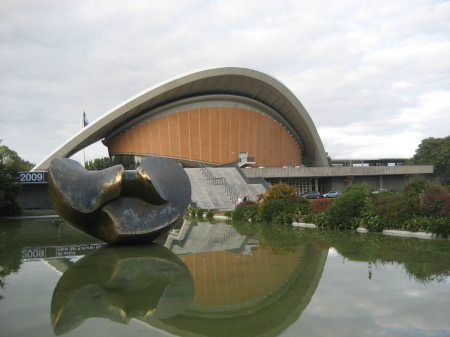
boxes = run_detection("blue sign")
[18,171,47,184]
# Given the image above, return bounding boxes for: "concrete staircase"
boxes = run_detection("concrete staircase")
[184,167,267,210]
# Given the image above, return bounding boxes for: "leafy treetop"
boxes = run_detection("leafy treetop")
[0,140,34,215]
[257,183,298,204]
[0,140,34,174]
[85,157,113,171]
[413,136,449,185]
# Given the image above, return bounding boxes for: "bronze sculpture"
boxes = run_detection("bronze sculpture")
[48,157,191,244]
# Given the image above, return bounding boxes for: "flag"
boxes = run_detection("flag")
[83,111,89,127]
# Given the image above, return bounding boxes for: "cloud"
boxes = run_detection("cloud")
[0,0,449,164]
[282,253,450,337]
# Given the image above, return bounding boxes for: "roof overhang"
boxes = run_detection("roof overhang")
[33,67,328,170]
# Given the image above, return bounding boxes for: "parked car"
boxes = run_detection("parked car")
[372,188,388,194]
[302,191,323,199]
[323,191,340,198]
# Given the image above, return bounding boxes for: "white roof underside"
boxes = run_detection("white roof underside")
[34,67,328,170]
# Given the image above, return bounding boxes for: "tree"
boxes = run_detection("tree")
[0,141,34,215]
[326,152,332,166]
[0,141,34,174]
[85,157,113,170]
[256,183,298,204]
[413,136,450,185]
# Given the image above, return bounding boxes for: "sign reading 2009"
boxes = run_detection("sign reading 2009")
[19,171,47,184]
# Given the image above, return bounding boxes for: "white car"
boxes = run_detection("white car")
[323,191,340,198]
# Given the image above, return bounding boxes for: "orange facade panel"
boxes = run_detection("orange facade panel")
[220,107,231,163]
[178,111,190,159]
[189,110,201,160]
[141,122,151,154]
[167,113,180,158]
[238,109,249,152]
[209,107,221,163]
[158,117,170,156]
[247,111,257,157]
[199,108,211,163]
[105,107,302,167]
[229,109,240,162]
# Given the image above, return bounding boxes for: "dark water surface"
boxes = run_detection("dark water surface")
[0,218,449,337]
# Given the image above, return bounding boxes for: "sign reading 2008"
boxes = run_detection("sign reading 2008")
[19,171,47,184]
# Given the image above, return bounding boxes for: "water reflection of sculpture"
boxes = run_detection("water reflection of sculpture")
[50,244,195,335]
[47,157,191,244]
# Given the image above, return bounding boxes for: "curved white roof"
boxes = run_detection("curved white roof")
[34,67,328,170]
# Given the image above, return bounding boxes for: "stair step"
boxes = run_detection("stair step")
[184,167,267,210]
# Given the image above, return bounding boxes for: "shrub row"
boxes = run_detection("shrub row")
[230,179,450,237]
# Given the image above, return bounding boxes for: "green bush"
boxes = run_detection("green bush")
[232,203,259,222]
[372,192,412,230]
[364,214,383,232]
[402,175,430,198]
[231,206,246,221]
[190,208,197,217]
[195,208,206,217]
[407,216,430,232]
[206,209,217,218]
[427,216,450,238]
[304,211,329,227]
[185,207,193,217]
[260,198,296,224]
[292,195,311,214]
[327,184,370,230]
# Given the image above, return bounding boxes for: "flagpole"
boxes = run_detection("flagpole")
[81,110,86,168]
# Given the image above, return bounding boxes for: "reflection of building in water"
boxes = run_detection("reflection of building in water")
[166,221,306,308]
[152,220,327,337]
[183,247,305,309]
[165,220,249,255]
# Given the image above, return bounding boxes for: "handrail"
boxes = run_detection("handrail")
[236,156,255,167]
[199,163,239,205]
[236,156,255,163]
[202,226,237,257]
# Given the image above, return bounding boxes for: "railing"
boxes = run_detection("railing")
[202,226,238,257]
[236,156,255,167]
[200,163,239,205]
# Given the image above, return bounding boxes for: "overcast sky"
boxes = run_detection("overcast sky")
[1,0,449,165]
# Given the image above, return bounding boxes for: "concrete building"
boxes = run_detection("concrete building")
[25,67,432,210]
[34,67,328,171]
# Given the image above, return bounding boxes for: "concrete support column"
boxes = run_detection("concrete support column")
[379,175,383,189]
[315,177,319,191]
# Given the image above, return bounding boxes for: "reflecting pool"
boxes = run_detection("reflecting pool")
[0,218,449,337]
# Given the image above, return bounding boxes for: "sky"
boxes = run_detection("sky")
[1,0,449,166]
